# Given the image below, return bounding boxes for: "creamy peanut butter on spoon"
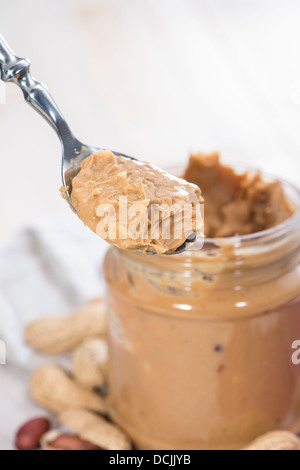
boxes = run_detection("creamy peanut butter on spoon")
[71,150,203,254]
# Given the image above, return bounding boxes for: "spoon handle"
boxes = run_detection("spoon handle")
[0,34,73,139]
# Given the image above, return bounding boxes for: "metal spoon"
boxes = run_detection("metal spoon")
[0,35,198,254]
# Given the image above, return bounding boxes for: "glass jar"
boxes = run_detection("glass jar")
[103,175,300,450]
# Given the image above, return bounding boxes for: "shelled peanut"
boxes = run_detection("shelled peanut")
[41,430,102,450]
[15,418,51,451]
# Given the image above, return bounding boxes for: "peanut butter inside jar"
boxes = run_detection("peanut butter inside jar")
[103,154,300,450]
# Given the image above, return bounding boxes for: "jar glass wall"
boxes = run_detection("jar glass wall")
[103,175,300,450]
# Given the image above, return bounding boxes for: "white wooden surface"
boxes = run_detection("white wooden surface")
[1,0,300,449]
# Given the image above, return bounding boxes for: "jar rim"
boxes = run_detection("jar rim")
[170,164,300,252]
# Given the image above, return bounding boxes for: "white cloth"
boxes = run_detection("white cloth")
[0,219,107,368]
[0,220,108,450]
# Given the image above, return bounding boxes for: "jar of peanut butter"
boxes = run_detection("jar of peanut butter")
[103,172,300,450]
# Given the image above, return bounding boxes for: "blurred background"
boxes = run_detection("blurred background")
[1,0,300,450]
